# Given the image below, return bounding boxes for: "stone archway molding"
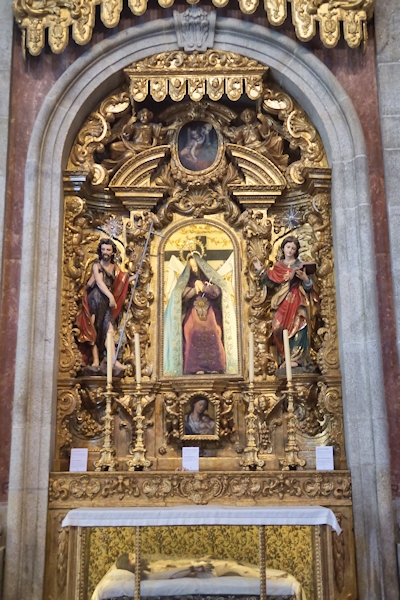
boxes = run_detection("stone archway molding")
[5,16,397,600]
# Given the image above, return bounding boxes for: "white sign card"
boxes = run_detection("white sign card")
[69,448,88,472]
[182,446,200,471]
[315,446,334,471]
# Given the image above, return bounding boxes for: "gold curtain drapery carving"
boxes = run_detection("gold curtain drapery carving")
[125,51,267,103]
[13,0,375,56]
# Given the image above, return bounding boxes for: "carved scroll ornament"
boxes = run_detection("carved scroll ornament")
[13,0,375,56]
[49,470,352,506]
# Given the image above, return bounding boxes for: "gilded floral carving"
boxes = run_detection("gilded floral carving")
[49,471,351,505]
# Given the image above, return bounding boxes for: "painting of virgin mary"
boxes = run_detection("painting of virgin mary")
[163,232,238,377]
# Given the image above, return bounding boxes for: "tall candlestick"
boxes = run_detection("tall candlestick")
[134,332,141,384]
[249,330,254,383]
[106,329,113,385]
[283,329,292,383]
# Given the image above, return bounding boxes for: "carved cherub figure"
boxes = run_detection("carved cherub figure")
[223,108,288,170]
[236,209,272,239]
[99,108,170,178]
[109,109,163,159]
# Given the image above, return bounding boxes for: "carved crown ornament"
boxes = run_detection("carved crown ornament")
[13,0,375,57]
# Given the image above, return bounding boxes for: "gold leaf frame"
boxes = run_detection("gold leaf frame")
[161,219,241,381]
[175,119,223,174]
[180,391,221,440]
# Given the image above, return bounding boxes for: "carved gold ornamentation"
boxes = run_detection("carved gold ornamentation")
[126,389,155,470]
[57,386,83,458]
[67,62,323,196]
[47,48,357,600]
[126,51,267,104]
[56,520,68,592]
[58,49,342,477]
[255,392,282,453]
[67,92,131,175]
[49,470,352,505]
[13,0,375,55]
[331,511,345,591]
[264,0,287,25]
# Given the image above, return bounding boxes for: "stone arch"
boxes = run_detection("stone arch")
[5,16,396,600]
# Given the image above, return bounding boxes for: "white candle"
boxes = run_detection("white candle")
[134,332,141,383]
[106,330,113,385]
[283,329,292,383]
[249,330,254,383]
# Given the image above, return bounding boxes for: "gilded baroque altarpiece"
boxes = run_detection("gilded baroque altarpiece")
[48,50,356,599]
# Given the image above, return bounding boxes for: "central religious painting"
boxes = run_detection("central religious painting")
[163,223,238,378]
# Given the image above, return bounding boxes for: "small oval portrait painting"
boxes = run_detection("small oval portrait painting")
[178,121,219,171]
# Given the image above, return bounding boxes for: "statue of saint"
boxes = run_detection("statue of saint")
[76,238,137,372]
[254,235,319,371]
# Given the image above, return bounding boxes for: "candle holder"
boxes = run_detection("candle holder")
[126,384,154,471]
[240,383,265,471]
[279,382,306,471]
[94,383,118,472]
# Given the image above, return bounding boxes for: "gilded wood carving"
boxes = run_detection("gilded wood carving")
[45,47,358,600]
[55,49,344,478]
[13,0,375,56]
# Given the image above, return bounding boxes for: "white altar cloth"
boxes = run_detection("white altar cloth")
[62,505,341,534]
